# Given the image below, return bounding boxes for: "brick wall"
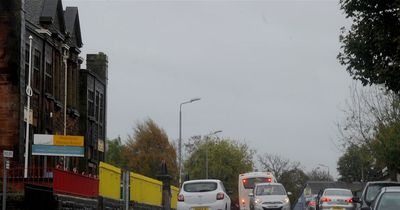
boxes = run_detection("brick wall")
[0,1,23,162]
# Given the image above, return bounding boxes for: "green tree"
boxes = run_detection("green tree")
[371,121,400,179]
[123,119,178,182]
[307,169,333,181]
[184,137,254,201]
[338,0,400,93]
[105,137,126,168]
[337,144,381,182]
[280,168,309,206]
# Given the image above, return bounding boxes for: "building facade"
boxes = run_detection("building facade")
[0,0,107,175]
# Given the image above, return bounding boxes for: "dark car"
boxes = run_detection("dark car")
[352,181,400,210]
[365,186,400,210]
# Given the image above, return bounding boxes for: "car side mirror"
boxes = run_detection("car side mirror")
[249,193,254,197]
[287,192,292,196]
[352,197,360,203]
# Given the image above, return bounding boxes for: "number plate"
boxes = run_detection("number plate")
[193,208,208,210]
[332,207,344,210]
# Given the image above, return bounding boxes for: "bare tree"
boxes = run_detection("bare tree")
[258,153,300,181]
[337,83,400,147]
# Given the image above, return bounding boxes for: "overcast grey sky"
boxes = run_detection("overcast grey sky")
[65,0,355,177]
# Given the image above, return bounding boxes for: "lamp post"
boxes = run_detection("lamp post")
[179,97,201,185]
[205,130,222,179]
[318,163,330,178]
[24,36,33,178]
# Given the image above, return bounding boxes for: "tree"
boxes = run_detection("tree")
[280,168,309,205]
[371,121,400,179]
[184,137,254,201]
[257,153,300,181]
[123,119,178,182]
[337,144,382,182]
[338,0,400,93]
[105,136,126,168]
[307,168,333,181]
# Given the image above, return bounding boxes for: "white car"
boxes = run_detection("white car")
[250,183,291,210]
[177,179,231,210]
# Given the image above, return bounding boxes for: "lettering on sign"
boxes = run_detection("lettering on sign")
[3,150,13,158]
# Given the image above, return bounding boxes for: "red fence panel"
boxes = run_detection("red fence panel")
[53,168,99,197]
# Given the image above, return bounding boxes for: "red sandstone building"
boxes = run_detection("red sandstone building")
[0,0,107,175]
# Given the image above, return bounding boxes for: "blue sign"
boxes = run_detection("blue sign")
[32,144,84,157]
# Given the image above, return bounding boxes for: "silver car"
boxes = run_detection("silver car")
[250,183,291,210]
[368,186,400,210]
[317,188,354,210]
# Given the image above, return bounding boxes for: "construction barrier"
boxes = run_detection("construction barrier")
[130,172,163,206]
[99,162,121,200]
[53,168,99,197]
[171,186,179,209]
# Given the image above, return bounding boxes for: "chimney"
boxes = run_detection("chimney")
[86,52,108,82]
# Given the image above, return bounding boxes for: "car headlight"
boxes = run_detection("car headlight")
[254,199,261,205]
[282,197,289,204]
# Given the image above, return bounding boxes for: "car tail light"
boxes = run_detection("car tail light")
[266,178,272,183]
[242,179,247,183]
[320,197,331,203]
[217,192,224,200]
[241,199,245,204]
[178,194,184,202]
[308,201,316,207]
[345,198,353,203]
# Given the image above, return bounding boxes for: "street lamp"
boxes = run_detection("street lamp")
[179,97,201,185]
[318,163,330,178]
[205,130,222,179]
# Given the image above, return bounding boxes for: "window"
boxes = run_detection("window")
[184,182,218,192]
[53,52,61,100]
[95,91,100,121]
[25,44,30,87]
[88,90,94,117]
[45,62,53,94]
[100,93,104,123]
[33,50,41,90]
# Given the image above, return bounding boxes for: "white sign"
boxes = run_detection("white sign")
[24,107,33,124]
[98,139,105,152]
[3,150,13,158]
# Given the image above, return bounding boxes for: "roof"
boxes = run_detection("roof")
[183,179,221,184]
[304,181,365,195]
[25,0,66,35]
[64,7,83,48]
[383,186,400,192]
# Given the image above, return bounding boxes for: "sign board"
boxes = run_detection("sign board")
[3,150,13,158]
[98,139,105,152]
[32,145,84,157]
[34,134,84,147]
[24,107,33,124]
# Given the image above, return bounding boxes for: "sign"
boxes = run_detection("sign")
[34,134,84,146]
[54,135,84,147]
[24,107,33,124]
[3,150,13,158]
[32,145,84,157]
[98,139,105,152]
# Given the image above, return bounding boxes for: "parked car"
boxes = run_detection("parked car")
[315,188,354,210]
[177,179,231,210]
[352,181,400,210]
[365,186,400,210]
[249,183,291,210]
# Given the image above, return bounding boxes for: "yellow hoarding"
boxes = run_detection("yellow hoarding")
[99,162,121,200]
[130,172,162,206]
[171,186,179,209]
[54,135,84,146]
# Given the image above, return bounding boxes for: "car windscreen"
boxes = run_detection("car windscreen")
[255,185,286,195]
[242,177,271,189]
[324,189,352,197]
[184,182,218,192]
[376,192,400,210]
